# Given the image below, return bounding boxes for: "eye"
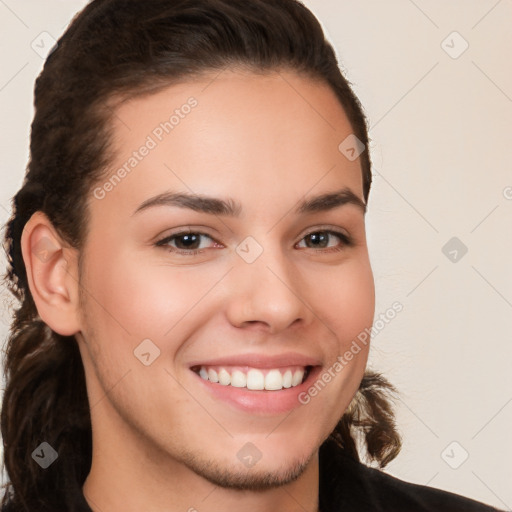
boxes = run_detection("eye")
[155,228,352,256]
[295,230,352,252]
[155,231,221,254]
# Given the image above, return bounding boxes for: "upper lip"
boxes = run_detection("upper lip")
[189,352,322,369]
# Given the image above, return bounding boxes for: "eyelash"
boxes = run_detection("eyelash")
[155,228,353,256]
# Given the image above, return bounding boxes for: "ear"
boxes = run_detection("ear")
[20,211,82,336]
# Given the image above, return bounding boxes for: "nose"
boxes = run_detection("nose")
[224,246,312,334]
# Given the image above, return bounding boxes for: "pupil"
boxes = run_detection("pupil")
[177,234,199,249]
[308,232,327,248]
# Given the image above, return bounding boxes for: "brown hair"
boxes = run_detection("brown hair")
[1,0,400,509]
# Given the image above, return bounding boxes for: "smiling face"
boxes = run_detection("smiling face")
[76,68,375,491]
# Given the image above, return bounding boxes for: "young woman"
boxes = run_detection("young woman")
[1,0,504,511]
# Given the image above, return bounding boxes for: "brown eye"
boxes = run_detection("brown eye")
[156,232,218,254]
[172,233,202,250]
[296,230,351,251]
[304,232,330,248]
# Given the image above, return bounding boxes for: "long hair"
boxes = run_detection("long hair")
[1,0,401,509]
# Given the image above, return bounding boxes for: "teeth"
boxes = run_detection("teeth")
[282,370,292,388]
[197,365,308,391]
[207,368,219,383]
[291,369,303,386]
[265,369,283,390]
[247,369,265,390]
[231,370,247,388]
[218,368,231,386]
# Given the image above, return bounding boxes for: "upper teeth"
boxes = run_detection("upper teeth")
[197,366,306,391]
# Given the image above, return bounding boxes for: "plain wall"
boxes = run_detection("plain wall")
[0,1,511,509]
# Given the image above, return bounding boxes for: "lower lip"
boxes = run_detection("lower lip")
[192,366,323,415]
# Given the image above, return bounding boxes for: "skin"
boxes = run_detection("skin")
[21,68,375,512]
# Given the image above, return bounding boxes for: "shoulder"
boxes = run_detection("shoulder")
[319,439,504,512]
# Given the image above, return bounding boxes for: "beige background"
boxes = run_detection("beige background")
[1,0,511,509]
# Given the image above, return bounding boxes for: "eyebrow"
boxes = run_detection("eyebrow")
[132,186,367,217]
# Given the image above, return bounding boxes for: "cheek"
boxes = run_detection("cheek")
[88,248,221,340]
[294,260,374,435]
[304,257,375,344]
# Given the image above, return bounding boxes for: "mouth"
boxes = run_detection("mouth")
[187,352,323,414]
[190,364,313,391]
[189,359,322,415]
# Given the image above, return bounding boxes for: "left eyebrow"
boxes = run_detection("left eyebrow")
[131,186,366,217]
[296,188,367,215]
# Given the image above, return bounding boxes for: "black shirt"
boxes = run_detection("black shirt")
[3,438,504,511]
[318,438,504,512]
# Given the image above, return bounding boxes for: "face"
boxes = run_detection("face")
[76,68,375,489]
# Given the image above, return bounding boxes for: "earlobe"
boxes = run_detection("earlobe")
[21,211,82,336]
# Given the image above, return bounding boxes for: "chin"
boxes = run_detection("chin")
[182,448,315,491]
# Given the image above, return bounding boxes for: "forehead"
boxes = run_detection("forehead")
[92,68,364,218]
